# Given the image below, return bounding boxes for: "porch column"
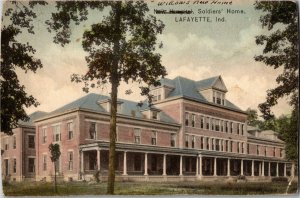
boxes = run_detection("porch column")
[97,149,101,171]
[163,154,167,176]
[80,150,84,173]
[251,160,254,176]
[276,162,279,177]
[214,157,217,176]
[196,156,199,176]
[179,155,183,176]
[284,163,286,177]
[241,159,244,176]
[291,162,295,176]
[199,155,202,177]
[123,151,127,175]
[259,161,261,176]
[144,153,148,176]
[227,158,230,176]
[268,162,271,176]
[262,161,265,176]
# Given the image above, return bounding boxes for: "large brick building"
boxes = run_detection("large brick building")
[1,111,47,181]
[1,76,295,182]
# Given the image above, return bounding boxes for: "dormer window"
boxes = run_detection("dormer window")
[98,99,123,113]
[152,89,162,102]
[152,111,158,119]
[213,90,225,105]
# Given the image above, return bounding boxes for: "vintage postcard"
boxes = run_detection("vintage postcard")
[1,0,298,196]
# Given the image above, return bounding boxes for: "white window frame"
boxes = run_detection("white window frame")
[134,128,141,144]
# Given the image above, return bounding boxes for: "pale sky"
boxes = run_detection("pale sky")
[2,0,293,117]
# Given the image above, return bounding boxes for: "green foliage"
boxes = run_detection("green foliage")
[254,1,298,162]
[3,181,299,196]
[48,143,61,163]
[94,171,100,183]
[254,1,298,120]
[1,1,47,135]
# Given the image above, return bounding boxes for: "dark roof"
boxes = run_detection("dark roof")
[158,76,243,112]
[18,111,48,126]
[40,93,178,124]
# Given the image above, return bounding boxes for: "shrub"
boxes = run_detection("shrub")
[271,177,288,182]
[94,171,100,183]
[237,175,246,180]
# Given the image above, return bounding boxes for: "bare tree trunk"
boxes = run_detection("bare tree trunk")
[54,163,57,193]
[107,2,121,195]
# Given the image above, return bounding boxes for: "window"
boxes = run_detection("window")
[241,142,244,153]
[67,122,74,140]
[53,125,61,142]
[230,122,233,133]
[216,139,220,151]
[213,91,224,105]
[185,113,189,126]
[280,148,282,157]
[215,119,220,131]
[4,138,9,150]
[28,158,35,173]
[225,121,228,133]
[211,118,215,130]
[68,152,73,170]
[265,147,267,156]
[211,138,215,150]
[42,128,47,143]
[151,131,157,145]
[220,121,224,132]
[191,114,195,127]
[13,136,16,149]
[216,92,221,104]
[247,144,249,154]
[170,133,176,147]
[220,140,223,151]
[237,123,240,135]
[152,111,158,120]
[191,136,195,148]
[225,140,228,152]
[257,145,259,155]
[117,103,122,112]
[237,142,240,153]
[241,124,244,135]
[206,137,209,150]
[28,135,35,149]
[206,117,210,130]
[43,155,47,171]
[185,135,189,148]
[200,117,204,128]
[89,122,96,139]
[134,128,141,144]
[230,141,233,152]
[200,137,203,149]
[152,89,161,102]
[13,159,16,173]
[273,147,275,157]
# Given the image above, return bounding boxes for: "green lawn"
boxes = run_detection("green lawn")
[2,180,298,196]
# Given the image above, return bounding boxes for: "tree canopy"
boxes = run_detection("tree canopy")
[254,1,298,120]
[46,1,166,194]
[1,1,47,135]
[254,1,298,162]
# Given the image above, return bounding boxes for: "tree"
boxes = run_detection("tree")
[46,2,166,194]
[254,1,298,162]
[1,1,47,135]
[49,143,61,193]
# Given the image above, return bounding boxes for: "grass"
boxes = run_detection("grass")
[3,180,299,196]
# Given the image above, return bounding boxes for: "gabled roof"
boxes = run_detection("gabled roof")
[158,76,243,112]
[18,111,48,127]
[38,93,177,124]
